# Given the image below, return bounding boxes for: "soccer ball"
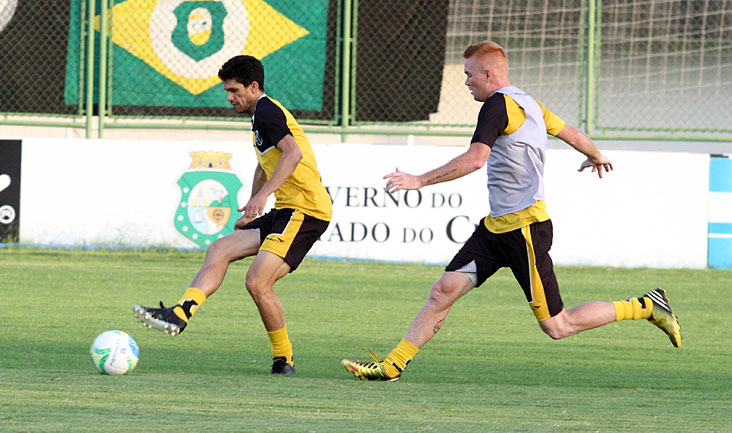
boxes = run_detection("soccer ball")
[90,330,139,375]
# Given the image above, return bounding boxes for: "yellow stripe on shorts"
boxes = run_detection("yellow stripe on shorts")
[260,210,305,259]
[521,225,551,321]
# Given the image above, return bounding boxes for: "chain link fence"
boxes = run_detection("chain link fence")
[596,0,732,134]
[350,0,449,124]
[104,0,338,122]
[439,0,587,128]
[1,0,730,139]
[0,0,84,117]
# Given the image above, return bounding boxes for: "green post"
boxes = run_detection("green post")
[340,0,352,141]
[98,0,108,138]
[85,0,95,139]
[586,0,596,136]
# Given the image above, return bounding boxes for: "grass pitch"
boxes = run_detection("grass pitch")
[1,247,730,432]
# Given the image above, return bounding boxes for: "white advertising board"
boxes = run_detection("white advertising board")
[18,138,708,268]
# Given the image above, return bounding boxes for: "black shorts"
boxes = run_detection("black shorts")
[239,208,329,272]
[445,219,563,321]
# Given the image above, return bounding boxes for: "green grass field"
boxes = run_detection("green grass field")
[1,247,731,433]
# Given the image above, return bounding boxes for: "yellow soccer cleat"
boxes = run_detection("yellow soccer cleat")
[645,288,682,348]
[341,348,400,381]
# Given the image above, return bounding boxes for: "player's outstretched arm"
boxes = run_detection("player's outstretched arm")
[384,142,491,193]
[555,124,613,178]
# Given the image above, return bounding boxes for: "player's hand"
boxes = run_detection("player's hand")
[578,156,613,179]
[234,215,256,230]
[384,167,421,193]
[236,194,266,228]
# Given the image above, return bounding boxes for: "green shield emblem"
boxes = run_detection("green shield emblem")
[174,152,244,247]
[171,1,227,62]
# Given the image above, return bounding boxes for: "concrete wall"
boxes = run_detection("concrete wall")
[12,138,710,268]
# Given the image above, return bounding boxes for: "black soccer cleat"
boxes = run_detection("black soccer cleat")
[133,302,187,336]
[644,288,681,348]
[270,356,296,375]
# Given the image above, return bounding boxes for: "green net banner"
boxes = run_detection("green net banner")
[65,0,330,115]
[354,0,448,123]
[0,0,77,115]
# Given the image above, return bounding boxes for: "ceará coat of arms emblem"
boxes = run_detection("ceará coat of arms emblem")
[174,151,245,248]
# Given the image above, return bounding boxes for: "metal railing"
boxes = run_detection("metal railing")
[0,0,730,143]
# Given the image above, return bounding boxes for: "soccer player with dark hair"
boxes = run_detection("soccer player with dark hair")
[342,41,681,381]
[134,55,332,375]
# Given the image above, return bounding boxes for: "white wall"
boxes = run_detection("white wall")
[18,138,709,268]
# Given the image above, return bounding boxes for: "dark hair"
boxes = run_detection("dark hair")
[218,55,265,91]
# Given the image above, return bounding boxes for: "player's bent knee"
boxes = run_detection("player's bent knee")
[426,280,459,308]
[538,315,571,340]
[245,274,267,297]
[205,238,231,260]
[542,327,566,340]
[206,236,252,264]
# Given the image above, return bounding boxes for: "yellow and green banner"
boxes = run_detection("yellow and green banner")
[65,0,328,111]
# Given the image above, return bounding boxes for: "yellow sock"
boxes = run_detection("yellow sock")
[612,296,652,321]
[383,338,419,378]
[267,326,294,366]
[173,287,207,322]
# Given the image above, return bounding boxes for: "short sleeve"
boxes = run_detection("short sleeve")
[255,98,292,148]
[470,93,509,148]
[536,101,566,136]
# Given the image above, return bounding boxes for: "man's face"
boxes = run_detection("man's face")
[223,78,258,114]
[463,56,491,102]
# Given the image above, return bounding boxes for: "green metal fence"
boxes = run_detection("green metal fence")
[592,0,732,140]
[0,0,88,129]
[1,0,730,142]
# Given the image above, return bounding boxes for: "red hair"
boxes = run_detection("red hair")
[463,41,509,78]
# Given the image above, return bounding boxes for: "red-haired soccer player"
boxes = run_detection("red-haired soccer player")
[342,41,681,381]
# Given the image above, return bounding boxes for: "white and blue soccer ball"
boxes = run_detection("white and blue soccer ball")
[90,330,139,375]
